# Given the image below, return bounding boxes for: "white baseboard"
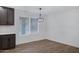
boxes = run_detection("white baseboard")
[16,35,79,48]
[48,37,79,48]
[16,37,45,45]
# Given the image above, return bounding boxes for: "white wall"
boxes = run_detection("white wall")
[15,9,47,45]
[0,8,47,45]
[1,6,79,48]
[47,7,79,48]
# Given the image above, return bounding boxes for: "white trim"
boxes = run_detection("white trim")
[38,20,40,33]
[29,17,31,34]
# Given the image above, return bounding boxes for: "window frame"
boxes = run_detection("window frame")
[19,16,39,36]
[19,16,30,36]
[30,17,39,34]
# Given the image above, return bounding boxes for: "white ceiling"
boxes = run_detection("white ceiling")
[9,6,79,15]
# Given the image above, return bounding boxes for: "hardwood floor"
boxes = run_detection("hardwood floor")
[0,39,79,53]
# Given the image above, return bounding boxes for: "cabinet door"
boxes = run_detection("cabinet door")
[0,7,7,25]
[7,8,14,25]
[9,34,15,48]
[0,36,2,49]
[1,35,9,49]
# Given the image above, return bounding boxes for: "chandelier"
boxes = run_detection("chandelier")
[38,8,44,22]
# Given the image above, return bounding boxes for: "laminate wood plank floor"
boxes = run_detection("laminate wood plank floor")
[0,39,79,53]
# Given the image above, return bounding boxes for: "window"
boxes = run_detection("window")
[20,17,29,35]
[20,17,39,36]
[30,17,39,33]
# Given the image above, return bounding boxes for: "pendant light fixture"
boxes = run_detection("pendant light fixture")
[38,8,44,22]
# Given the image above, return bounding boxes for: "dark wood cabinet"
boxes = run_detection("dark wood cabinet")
[0,34,16,50]
[0,7,14,25]
[8,34,15,48]
[2,37,9,49]
[0,7,7,25]
[7,7,14,25]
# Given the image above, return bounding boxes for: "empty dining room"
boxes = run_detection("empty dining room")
[0,6,79,53]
